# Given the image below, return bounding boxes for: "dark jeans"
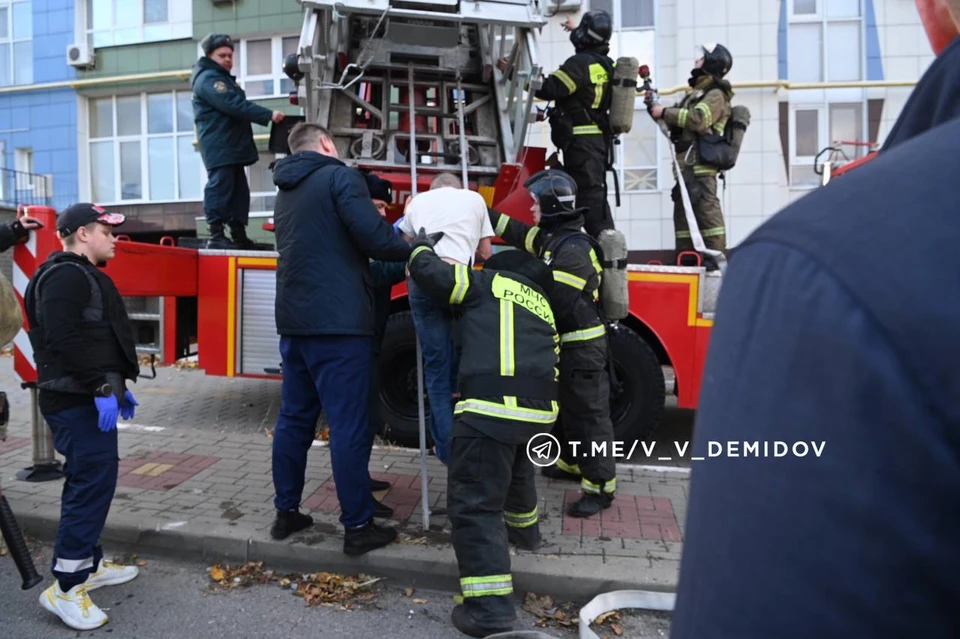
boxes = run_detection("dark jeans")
[204,164,251,230]
[272,335,375,528]
[408,278,460,463]
[44,405,118,591]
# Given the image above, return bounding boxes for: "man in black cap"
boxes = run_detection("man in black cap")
[192,33,285,249]
[24,204,141,631]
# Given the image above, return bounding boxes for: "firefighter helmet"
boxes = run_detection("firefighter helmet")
[570,10,613,50]
[524,170,584,225]
[484,249,554,302]
[699,42,733,78]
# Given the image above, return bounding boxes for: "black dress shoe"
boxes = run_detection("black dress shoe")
[373,499,394,518]
[270,509,314,540]
[343,519,398,556]
[370,478,392,492]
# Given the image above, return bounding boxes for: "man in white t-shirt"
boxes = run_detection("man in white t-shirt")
[399,173,494,463]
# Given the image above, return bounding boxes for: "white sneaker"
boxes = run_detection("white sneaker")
[84,559,140,591]
[39,582,108,631]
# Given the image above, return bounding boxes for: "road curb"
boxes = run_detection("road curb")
[10,499,678,603]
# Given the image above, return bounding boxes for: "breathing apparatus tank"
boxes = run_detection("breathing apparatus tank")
[608,57,639,135]
[596,229,629,320]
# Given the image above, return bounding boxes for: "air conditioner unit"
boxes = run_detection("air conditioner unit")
[66,43,95,68]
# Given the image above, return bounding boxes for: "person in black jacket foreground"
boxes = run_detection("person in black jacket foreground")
[269,123,412,556]
[24,204,141,631]
[407,231,558,638]
[671,3,960,637]
[362,171,406,495]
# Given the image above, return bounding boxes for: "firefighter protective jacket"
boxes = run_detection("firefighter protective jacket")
[536,48,615,140]
[662,74,733,177]
[490,212,606,348]
[407,245,559,445]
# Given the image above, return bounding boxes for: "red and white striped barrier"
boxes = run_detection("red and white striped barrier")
[12,206,58,386]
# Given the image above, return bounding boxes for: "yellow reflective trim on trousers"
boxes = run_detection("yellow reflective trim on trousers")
[449,264,470,305]
[524,226,540,254]
[461,574,514,597]
[693,165,718,176]
[573,124,602,135]
[695,102,713,127]
[455,399,558,424]
[581,477,617,495]
[677,108,689,128]
[504,506,539,528]
[495,213,509,237]
[676,230,692,238]
[556,458,581,475]
[553,270,587,291]
[553,69,577,94]
[702,227,726,237]
[500,299,515,376]
[559,324,606,344]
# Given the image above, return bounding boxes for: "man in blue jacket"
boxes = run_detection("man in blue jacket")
[269,122,412,556]
[671,2,960,637]
[192,33,285,249]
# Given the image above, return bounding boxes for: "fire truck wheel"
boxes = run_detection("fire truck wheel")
[608,326,665,443]
[378,311,434,448]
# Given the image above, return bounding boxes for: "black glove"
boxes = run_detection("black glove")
[9,220,28,242]
[412,227,444,251]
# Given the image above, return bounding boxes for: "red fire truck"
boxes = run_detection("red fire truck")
[14,1,721,447]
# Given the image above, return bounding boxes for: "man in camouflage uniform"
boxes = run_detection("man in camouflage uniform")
[649,43,734,263]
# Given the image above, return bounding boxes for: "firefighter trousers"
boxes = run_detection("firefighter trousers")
[563,137,615,238]
[448,424,540,629]
[672,173,726,251]
[551,341,617,496]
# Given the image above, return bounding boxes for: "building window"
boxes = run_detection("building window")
[85,0,191,48]
[590,0,654,28]
[0,1,32,86]
[14,146,31,193]
[787,0,863,82]
[790,102,864,187]
[229,36,299,99]
[248,152,280,214]
[88,92,203,204]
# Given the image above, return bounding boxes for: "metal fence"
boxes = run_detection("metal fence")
[0,168,53,209]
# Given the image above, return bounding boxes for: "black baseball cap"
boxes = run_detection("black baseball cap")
[57,203,125,237]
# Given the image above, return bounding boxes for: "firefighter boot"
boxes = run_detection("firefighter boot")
[451,604,513,638]
[206,223,233,249]
[506,524,541,551]
[540,464,580,482]
[567,493,613,518]
[229,223,257,250]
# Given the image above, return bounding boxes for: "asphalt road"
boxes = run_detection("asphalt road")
[0,541,671,638]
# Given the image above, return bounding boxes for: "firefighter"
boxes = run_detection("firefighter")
[406,228,558,638]
[499,10,615,238]
[192,33,285,250]
[647,42,734,267]
[24,204,141,630]
[489,170,617,518]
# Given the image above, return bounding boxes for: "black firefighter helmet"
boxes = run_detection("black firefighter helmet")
[524,169,586,227]
[570,10,612,50]
[698,42,733,78]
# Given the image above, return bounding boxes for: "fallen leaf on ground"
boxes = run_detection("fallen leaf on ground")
[595,610,620,625]
[403,588,415,597]
[0,548,7,557]
[523,591,579,629]
[611,623,624,636]
[136,560,148,567]
[209,565,226,582]
[206,562,381,607]
[412,598,428,604]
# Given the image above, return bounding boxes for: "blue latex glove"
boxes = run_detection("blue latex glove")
[119,390,138,420]
[94,395,120,433]
[393,217,405,236]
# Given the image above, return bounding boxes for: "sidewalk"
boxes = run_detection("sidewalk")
[0,364,687,603]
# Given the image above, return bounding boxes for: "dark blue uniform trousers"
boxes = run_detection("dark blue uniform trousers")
[44,405,118,591]
[204,164,251,229]
[272,335,375,528]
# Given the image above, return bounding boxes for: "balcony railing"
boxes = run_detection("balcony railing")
[0,168,53,209]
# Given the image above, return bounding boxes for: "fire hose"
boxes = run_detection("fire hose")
[0,487,43,590]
